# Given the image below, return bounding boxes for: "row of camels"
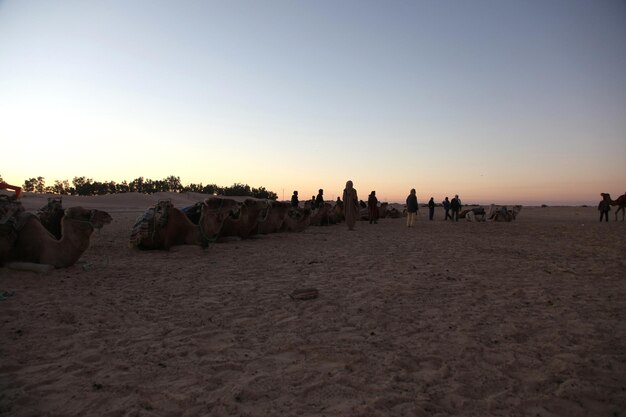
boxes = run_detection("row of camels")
[1,191,623,269]
[130,198,347,250]
[129,197,411,251]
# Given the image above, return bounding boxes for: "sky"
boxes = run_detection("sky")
[0,0,624,205]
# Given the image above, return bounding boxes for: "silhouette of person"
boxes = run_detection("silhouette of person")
[291,191,299,208]
[367,191,379,224]
[342,180,359,230]
[598,193,611,222]
[406,189,419,227]
[442,197,451,220]
[428,197,435,221]
[315,189,324,209]
[450,194,461,221]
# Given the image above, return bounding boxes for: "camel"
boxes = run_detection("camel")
[8,206,112,268]
[460,207,486,222]
[37,197,64,239]
[256,200,289,234]
[281,207,311,232]
[0,195,25,265]
[309,203,332,226]
[487,204,522,222]
[605,192,626,221]
[130,199,232,250]
[327,202,344,224]
[378,202,389,219]
[218,198,268,239]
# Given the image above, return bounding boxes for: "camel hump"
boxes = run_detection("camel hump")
[37,197,64,239]
[129,200,174,248]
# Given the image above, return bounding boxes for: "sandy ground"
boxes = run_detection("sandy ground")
[1,193,625,417]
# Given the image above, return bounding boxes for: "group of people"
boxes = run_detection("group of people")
[291,182,465,231]
[406,191,463,227]
[290,181,364,231]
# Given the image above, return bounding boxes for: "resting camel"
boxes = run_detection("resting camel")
[605,192,626,221]
[309,203,332,226]
[8,206,112,268]
[487,204,522,222]
[130,199,232,250]
[256,200,289,234]
[327,202,344,224]
[281,207,311,232]
[460,207,486,222]
[218,198,268,239]
[378,202,389,219]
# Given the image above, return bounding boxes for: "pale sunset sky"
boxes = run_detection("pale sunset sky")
[0,0,624,205]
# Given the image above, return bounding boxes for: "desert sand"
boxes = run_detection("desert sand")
[1,192,625,417]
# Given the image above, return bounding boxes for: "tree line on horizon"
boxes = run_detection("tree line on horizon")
[1,174,278,200]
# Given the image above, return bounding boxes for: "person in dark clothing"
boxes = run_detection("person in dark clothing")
[367,191,379,224]
[442,197,451,221]
[315,189,324,209]
[291,191,299,208]
[598,193,611,222]
[406,189,419,227]
[335,196,343,209]
[450,194,461,221]
[428,197,435,221]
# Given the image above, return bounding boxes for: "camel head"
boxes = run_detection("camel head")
[199,198,240,235]
[64,207,112,230]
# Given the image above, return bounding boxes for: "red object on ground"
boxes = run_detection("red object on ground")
[0,182,22,199]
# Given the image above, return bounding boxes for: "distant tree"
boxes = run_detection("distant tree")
[252,186,277,200]
[16,175,278,199]
[49,179,71,195]
[129,177,145,193]
[35,176,46,193]
[143,179,156,194]
[23,178,37,192]
[202,184,221,195]
[165,175,183,192]
[183,183,204,193]
[116,181,129,193]
[222,183,251,196]
[73,176,94,196]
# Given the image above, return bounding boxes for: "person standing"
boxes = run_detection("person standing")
[342,180,359,230]
[291,191,299,208]
[406,189,419,227]
[367,191,379,224]
[315,189,324,209]
[598,193,611,222]
[442,197,451,220]
[450,194,461,221]
[428,197,435,221]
